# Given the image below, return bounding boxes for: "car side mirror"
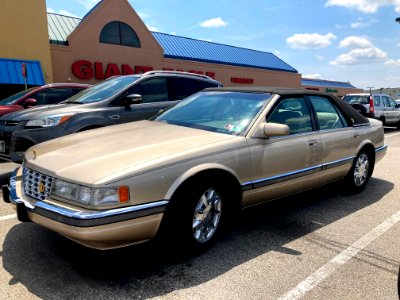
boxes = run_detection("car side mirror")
[253,122,290,138]
[124,94,142,109]
[23,98,37,109]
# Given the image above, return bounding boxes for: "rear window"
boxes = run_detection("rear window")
[343,95,369,105]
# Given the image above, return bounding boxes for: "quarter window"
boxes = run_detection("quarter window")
[168,78,218,100]
[99,21,141,48]
[267,97,313,134]
[309,96,348,130]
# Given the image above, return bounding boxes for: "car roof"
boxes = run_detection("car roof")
[40,83,92,89]
[203,86,370,126]
[204,86,334,96]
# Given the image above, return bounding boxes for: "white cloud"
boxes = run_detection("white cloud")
[325,0,400,14]
[303,74,324,79]
[274,50,281,56]
[385,59,400,66]
[338,36,374,49]
[396,42,400,47]
[146,25,159,32]
[316,55,325,60]
[286,33,337,50]
[47,8,79,18]
[171,32,177,35]
[330,47,388,65]
[199,17,228,28]
[351,21,369,28]
[77,0,99,10]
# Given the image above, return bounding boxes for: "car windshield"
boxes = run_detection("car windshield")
[0,87,37,105]
[64,76,140,104]
[343,95,369,105]
[155,91,271,135]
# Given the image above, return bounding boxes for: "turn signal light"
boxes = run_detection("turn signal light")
[118,186,130,203]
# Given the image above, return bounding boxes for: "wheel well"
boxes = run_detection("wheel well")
[76,125,104,132]
[172,169,243,213]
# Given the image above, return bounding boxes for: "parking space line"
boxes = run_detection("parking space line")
[0,214,17,221]
[386,132,400,138]
[278,210,400,300]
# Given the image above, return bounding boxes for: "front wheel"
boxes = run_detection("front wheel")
[343,151,373,193]
[161,180,228,252]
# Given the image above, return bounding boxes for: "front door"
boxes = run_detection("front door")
[245,96,321,207]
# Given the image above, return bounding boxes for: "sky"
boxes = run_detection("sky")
[46,0,400,90]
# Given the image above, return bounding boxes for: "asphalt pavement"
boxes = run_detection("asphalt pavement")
[0,129,399,299]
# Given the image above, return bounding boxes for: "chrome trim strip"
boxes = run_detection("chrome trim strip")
[35,200,169,220]
[375,144,387,153]
[242,156,355,190]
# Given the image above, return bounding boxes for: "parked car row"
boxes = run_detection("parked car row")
[2,86,387,251]
[343,93,400,128]
[0,71,222,162]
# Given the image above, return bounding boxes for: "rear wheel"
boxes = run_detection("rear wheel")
[343,150,373,193]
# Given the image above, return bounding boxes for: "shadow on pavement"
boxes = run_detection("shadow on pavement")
[1,177,394,299]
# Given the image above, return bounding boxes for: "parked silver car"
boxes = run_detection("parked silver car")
[343,93,400,128]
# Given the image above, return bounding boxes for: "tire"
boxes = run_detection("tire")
[343,150,373,193]
[161,179,228,252]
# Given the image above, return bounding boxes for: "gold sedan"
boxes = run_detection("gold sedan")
[2,87,387,250]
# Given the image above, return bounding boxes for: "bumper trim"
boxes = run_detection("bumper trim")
[8,170,169,227]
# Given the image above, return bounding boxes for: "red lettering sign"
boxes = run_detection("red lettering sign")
[94,62,104,80]
[305,87,320,91]
[231,77,254,84]
[71,61,216,80]
[122,64,134,75]
[72,60,93,80]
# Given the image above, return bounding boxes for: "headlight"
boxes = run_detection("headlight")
[25,114,73,128]
[51,178,129,207]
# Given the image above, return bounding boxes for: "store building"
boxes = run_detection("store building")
[302,78,362,98]
[48,0,301,88]
[0,0,363,99]
[0,0,51,99]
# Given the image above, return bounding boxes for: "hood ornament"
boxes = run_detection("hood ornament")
[32,148,37,160]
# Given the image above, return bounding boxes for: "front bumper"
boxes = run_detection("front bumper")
[3,169,168,249]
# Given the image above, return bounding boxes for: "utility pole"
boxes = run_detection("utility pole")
[366,86,374,95]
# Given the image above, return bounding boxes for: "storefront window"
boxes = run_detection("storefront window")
[99,21,141,48]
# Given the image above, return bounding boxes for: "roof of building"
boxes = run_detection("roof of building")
[47,13,80,45]
[46,12,298,73]
[0,58,45,86]
[302,78,356,89]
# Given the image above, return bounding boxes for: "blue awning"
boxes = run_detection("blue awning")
[0,58,45,86]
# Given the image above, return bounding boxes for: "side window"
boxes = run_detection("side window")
[32,89,72,105]
[129,78,167,103]
[387,97,397,108]
[267,97,313,135]
[71,88,86,95]
[309,96,348,130]
[382,96,390,107]
[168,78,200,100]
[373,95,380,106]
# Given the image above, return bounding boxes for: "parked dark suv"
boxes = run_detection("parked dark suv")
[0,83,91,117]
[0,71,222,162]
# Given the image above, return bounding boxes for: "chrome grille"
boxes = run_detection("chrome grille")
[23,167,53,201]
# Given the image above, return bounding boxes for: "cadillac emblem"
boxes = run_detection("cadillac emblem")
[38,182,45,193]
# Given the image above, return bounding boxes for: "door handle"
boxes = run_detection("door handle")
[109,115,120,120]
[309,141,317,148]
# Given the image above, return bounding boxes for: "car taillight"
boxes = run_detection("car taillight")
[369,96,374,113]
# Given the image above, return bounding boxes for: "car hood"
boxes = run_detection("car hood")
[0,103,100,121]
[25,120,240,185]
[0,105,22,117]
